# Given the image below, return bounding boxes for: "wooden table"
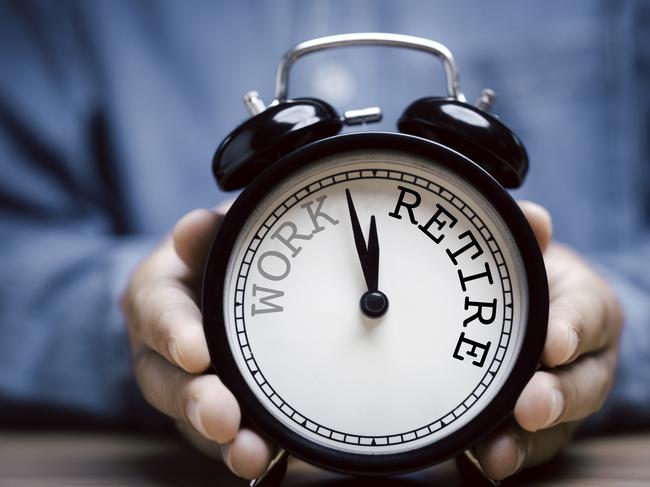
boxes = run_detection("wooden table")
[1,431,649,486]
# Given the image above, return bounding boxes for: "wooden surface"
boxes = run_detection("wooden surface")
[1,431,649,487]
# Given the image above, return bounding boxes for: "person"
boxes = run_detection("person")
[0,0,646,482]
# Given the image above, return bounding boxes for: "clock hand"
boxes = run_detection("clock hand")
[345,188,372,290]
[345,188,389,318]
[366,215,379,292]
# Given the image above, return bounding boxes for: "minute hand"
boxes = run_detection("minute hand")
[345,189,372,290]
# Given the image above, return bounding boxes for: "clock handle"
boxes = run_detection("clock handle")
[273,32,465,103]
[213,32,526,191]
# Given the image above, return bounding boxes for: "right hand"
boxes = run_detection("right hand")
[120,207,273,479]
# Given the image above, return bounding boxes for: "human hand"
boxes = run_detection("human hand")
[121,207,273,480]
[474,201,623,480]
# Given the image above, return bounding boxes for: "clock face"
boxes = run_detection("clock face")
[203,133,546,473]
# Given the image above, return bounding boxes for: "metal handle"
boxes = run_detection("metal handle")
[274,32,465,103]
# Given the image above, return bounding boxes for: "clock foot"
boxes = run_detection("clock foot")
[249,449,288,487]
[360,290,389,318]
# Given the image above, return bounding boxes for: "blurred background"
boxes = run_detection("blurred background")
[0,0,648,484]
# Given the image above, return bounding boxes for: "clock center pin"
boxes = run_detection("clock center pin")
[360,290,389,318]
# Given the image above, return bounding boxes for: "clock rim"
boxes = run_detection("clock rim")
[202,132,548,475]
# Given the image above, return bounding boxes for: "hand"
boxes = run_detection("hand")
[121,206,273,480]
[473,201,623,480]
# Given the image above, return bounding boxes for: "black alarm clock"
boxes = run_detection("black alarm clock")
[202,33,548,485]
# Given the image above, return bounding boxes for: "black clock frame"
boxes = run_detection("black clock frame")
[202,132,548,476]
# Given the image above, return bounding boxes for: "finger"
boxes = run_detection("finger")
[175,419,224,459]
[514,349,616,432]
[517,200,553,252]
[134,349,240,444]
[541,245,622,367]
[132,278,210,373]
[176,413,273,481]
[544,289,610,367]
[213,198,235,215]
[475,420,577,480]
[222,428,273,480]
[173,208,223,275]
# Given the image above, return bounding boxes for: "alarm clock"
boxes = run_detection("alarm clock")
[202,33,548,484]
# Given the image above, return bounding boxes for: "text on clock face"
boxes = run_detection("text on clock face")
[250,181,501,369]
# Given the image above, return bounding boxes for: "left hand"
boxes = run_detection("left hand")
[121,204,274,480]
[473,201,623,480]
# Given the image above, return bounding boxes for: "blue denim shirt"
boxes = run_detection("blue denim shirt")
[0,0,648,429]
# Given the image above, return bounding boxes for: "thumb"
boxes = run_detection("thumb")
[173,208,223,275]
[518,200,553,253]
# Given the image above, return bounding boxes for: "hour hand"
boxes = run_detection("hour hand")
[366,215,379,292]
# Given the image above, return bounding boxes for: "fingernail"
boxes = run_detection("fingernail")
[221,442,235,472]
[547,388,565,427]
[168,339,183,366]
[566,327,579,362]
[513,433,526,473]
[186,399,211,439]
